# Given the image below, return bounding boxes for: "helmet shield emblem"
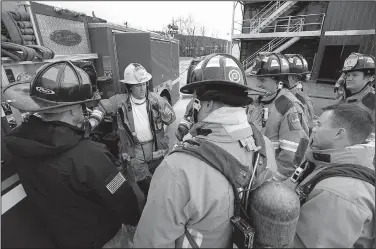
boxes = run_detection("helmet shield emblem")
[343,54,359,71]
[133,64,149,83]
[229,69,241,83]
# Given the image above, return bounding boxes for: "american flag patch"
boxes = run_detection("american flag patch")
[106,172,126,194]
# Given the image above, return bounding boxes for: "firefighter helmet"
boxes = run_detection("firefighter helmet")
[72,60,98,88]
[2,61,100,113]
[284,54,310,75]
[180,53,262,106]
[249,52,291,77]
[342,53,375,74]
[186,56,206,85]
[119,63,152,84]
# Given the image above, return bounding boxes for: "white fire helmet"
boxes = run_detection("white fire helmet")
[119,63,152,85]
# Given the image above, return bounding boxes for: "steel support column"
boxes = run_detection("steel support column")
[229,1,237,55]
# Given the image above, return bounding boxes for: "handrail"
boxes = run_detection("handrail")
[247,1,283,31]
[247,1,279,25]
[242,13,325,24]
[242,20,301,64]
[242,20,303,70]
[238,13,325,34]
[257,1,282,21]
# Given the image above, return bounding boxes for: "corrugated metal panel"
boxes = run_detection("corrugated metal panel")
[323,1,376,31]
[323,35,374,55]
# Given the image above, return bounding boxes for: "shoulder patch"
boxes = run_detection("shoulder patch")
[287,112,302,131]
[312,152,331,163]
[361,92,375,110]
[275,95,294,115]
[106,172,126,194]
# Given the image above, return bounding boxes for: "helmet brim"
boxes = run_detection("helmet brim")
[3,82,100,113]
[180,80,257,95]
[248,72,293,77]
[288,71,311,76]
[341,68,375,74]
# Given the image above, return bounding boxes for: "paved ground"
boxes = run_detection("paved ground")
[165,57,338,148]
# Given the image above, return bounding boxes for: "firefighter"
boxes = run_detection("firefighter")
[247,52,309,181]
[88,63,176,196]
[134,53,277,248]
[175,56,207,142]
[285,54,315,132]
[288,104,375,248]
[2,61,142,248]
[334,53,375,124]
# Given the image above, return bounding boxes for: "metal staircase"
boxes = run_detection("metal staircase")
[249,1,298,34]
[242,19,303,73]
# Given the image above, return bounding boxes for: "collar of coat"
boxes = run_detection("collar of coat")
[305,140,375,171]
[190,107,267,157]
[344,83,373,100]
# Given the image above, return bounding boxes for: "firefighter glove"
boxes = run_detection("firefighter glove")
[175,119,192,141]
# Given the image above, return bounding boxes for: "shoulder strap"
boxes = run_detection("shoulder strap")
[249,122,267,158]
[117,107,138,145]
[299,164,375,204]
[170,138,252,217]
[171,138,255,249]
[125,173,146,211]
[125,101,137,135]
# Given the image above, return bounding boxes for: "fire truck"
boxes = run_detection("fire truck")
[1,1,180,247]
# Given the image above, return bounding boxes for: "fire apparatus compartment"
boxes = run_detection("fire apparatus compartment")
[88,23,180,105]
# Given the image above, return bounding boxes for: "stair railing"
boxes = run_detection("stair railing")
[242,20,304,70]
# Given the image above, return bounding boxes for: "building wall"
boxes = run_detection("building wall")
[310,1,376,81]
[240,40,269,63]
[239,1,375,82]
[322,1,376,31]
[240,1,327,63]
[240,37,320,69]
[242,1,328,33]
[311,35,375,81]
[173,34,228,57]
[283,37,320,71]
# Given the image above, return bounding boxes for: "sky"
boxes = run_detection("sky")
[37,1,243,40]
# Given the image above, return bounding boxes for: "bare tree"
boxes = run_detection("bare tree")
[163,14,227,56]
[199,25,206,37]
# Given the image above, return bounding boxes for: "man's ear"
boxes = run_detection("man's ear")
[206,100,214,109]
[335,127,347,139]
[367,75,375,83]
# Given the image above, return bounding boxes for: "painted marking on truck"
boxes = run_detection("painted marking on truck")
[2,184,27,215]
[1,174,20,193]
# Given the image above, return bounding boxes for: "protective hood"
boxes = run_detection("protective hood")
[305,140,375,170]
[4,116,83,159]
[190,106,253,143]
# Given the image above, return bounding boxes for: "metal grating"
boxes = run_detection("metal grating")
[35,14,90,55]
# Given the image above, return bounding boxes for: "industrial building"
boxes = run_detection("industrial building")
[230,1,376,83]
